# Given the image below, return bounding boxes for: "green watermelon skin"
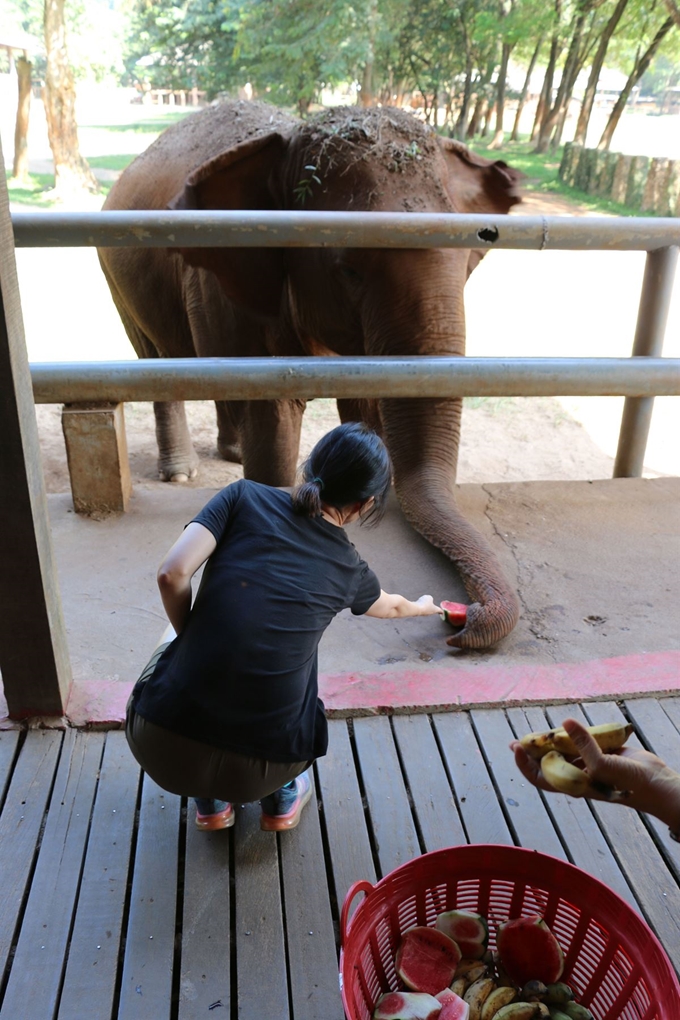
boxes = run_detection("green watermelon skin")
[395,926,461,996]
[496,915,565,987]
[373,990,443,1019]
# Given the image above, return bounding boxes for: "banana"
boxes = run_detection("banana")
[493,1004,542,1020]
[540,751,598,796]
[464,976,497,1020]
[520,722,633,760]
[456,959,489,981]
[536,1007,551,1018]
[519,980,547,1002]
[544,983,574,1005]
[561,1005,594,1020]
[450,977,469,997]
[481,986,518,1020]
[548,1010,573,1020]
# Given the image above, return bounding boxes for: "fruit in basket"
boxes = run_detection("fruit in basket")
[436,911,489,960]
[519,981,547,1002]
[373,990,443,1019]
[396,926,462,995]
[560,1006,594,1020]
[543,984,574,1005]
[450,978,469,997]
[436,988,471,1019]
[519,723,633,760]
[455,960,489,983]
[480,986,518,1019]
[493,1004,544,1019]
[496,916,565,986]
[463,976,496,1019]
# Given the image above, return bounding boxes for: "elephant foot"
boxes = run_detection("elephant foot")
[157,456,199,483]
[165,469,198,483]
[217,439,242,464]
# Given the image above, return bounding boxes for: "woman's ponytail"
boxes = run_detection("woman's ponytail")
[291,476,324,518]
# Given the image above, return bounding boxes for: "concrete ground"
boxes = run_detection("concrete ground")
[2,476,676,727]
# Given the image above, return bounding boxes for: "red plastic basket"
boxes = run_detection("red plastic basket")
[339,845,680,1020]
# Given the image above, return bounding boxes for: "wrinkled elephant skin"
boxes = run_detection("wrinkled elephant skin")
[98,100,523,648]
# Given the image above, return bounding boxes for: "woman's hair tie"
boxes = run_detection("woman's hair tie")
[312,476,324,490]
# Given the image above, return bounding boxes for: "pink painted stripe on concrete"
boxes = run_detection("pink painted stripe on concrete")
[319,649,680,716]
[1,650,678,728]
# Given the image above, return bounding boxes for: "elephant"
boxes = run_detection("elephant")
[98,99,523,649]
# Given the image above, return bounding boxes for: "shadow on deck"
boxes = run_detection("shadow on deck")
[1,697,679,1019]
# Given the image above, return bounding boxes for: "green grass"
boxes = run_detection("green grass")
[471,137,649,217]
[82,110,195,133]
[5,172,60,207]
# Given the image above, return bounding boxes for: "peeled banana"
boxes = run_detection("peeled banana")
[520,722,632,760]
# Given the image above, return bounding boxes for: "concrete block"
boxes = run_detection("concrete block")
[611,153,632,203]
[641,157,670,213]
[625,154,649,208]
[595,150,618,197]
[574,147,597,192]
[61,402,132,515]
[559,142,581,186]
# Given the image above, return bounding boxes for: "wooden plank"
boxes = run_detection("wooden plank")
[280,771,341,1020]
[0,731,104,1020]
[117,776,181,1020]
[432,711,513,845]
[353,716,420,876]
[0,730,62,981]
[658,696,680,735]
[545,702,680,972]
[624,697,680,876]
[392,714,467,851]
[0,140,71,716]
[178,808,231,1020]
[509,705,639,909]
[234,801,288,1020]
[471,708,567,859]
[316,719,376,917]
[0,730,20,802]
[57,731,140,1020]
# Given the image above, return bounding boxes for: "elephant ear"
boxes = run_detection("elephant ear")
[168,133,289,317]
[438,138,524,276]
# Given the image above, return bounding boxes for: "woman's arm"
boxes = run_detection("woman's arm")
[365,592,442,619]
[157,522,217,634]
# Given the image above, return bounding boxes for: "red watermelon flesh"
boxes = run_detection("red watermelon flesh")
[436,989,470,1020]
[496,915,565,986]
[373,990,443,1020]
[396,926,462,995]
[435,911,488,960]
[440,601,467,626]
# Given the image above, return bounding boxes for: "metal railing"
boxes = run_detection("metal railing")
[13,210,680,478]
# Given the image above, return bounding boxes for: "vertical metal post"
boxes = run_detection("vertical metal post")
[0,135,72,717]
[614,245,679,477]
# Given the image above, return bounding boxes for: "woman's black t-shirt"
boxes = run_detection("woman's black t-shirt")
[132,479,381,762]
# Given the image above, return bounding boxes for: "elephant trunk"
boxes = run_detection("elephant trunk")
[380,396,520,649]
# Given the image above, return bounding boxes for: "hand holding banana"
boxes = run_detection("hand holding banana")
[511,718,680,828]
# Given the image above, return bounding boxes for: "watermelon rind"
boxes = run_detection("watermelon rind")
[435,911,488,955]
[396,926,461,996]
[373,990,443,1020]
[435,989,470,1020]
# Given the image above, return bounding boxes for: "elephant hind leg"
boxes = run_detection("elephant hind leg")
[241,399,306,486]
[153,401,199,482]
[337,398,382,435]
[215,400,242,463]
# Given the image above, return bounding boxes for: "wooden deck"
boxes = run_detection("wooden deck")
[1,697,679,1020]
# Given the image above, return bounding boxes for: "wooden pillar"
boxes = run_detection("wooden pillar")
[0,134,72,718]
[61,402,132,514]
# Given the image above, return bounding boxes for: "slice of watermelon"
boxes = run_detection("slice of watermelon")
[440,601,467,627]
[396,926,462,996]
[496,915,565,987]
[373,990,443,1019]
[436,989,470,1020]
[435,910,488,960]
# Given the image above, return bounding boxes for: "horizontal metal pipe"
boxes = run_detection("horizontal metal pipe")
[12,211,680,251]
[30,357,680,403]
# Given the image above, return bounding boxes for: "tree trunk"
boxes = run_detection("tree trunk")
[535,8,588,153]
[489,42,513,148]
[43,0,99,196]
[455,57,475,140]
[573,0,630,146]
[510,36,543,141]
[598,17,675,150]
[12,55,32,183]
[359,59,374,107]
[531,34,559,141]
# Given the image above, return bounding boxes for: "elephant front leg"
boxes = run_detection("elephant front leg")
[153,401,199,482]
[215,400,242,463]
[337,398,382,435]
[240,399,306,486]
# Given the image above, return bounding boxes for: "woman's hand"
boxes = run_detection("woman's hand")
[511,718,680,830]
[416,595,443,615]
